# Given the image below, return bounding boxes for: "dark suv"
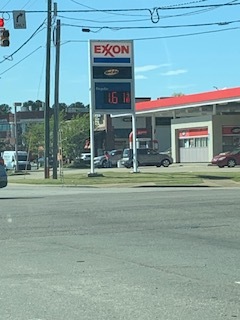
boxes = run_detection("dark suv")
[0,156,7,188]
[120,148,173,168]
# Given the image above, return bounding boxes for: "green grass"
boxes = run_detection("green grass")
[8,171,233,186]
[7,169,240,187]
[197,171,240,182]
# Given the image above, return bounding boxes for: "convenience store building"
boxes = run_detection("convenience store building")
[135,87,240,163]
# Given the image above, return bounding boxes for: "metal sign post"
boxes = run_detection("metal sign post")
[14,102,22,172]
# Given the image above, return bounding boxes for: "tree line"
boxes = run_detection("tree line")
[0,100,90,161]
[0,100,89,114]
[22,112,90,162]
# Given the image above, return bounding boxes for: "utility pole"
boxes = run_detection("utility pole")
[14,103,21,172]
[44,0,52,178]
[53,18,61,179]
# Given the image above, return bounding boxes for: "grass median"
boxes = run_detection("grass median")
[7,170,240,187]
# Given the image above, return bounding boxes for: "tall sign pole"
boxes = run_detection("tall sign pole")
[44,0,52,179]
[89,40,137,174]
[14,102,22,172]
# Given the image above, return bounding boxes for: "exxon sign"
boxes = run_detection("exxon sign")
[91,41,132,64]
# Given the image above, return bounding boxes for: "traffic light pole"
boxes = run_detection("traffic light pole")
[44,0,52,179]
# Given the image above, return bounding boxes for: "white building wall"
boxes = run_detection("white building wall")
[171,114,240,163]
[171,116,213,163]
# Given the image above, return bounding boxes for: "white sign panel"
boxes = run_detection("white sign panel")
[91,40,132,64]
[13,11,26,29]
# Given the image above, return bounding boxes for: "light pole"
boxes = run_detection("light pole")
[53,18,61,179]
[14,102,22,172]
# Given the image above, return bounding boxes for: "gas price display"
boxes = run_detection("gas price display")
[95,82,132,111]
[104,90,131,105]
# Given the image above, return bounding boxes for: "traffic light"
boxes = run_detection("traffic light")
[0,29,10,47]
[0,19,4,28]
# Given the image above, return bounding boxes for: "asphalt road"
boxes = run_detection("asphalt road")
[0,185,240,319]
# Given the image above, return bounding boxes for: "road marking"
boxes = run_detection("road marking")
[235,281,240,284]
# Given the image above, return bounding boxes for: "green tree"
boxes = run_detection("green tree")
[60,113,90,160]
[68,102,86,109]
[22,122,45,157]
[22,112,90,160]
[59,103,68,112]
[22,100,44,111]
[51,103,68,112]
[0,104,11,114]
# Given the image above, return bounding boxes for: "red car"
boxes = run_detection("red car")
[211,148,240,168]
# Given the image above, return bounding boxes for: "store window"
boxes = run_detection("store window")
[179,137,208,148]
[222,126,240,152]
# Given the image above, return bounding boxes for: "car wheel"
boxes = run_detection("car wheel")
[218,165,224,168]
[161,159,170,167]
[102,159,108,168]
[227,159,236,167]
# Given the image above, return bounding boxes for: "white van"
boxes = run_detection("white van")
[2,151,31,171]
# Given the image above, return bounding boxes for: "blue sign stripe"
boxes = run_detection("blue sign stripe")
[94,57,130,63]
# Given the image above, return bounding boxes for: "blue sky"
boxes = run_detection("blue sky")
[0,0,240,108]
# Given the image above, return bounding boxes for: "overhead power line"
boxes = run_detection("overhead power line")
[0,20,46,64]
[61,25,240,44]
[0,21,239,78]
[0,46,42,76]
[1,2,240,14]
[61,18,240,31]
[133,26,240,40]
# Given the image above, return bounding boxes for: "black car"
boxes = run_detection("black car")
[0,159,7,188]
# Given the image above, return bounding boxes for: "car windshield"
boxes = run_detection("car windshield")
[123,149,130,157]
[231,149,240,154]
[18,155,28,161]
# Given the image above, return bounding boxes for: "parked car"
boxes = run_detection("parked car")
[2,151,31,171]
[94,149,123,168]
[80,153,91,163]
[0,161,7,188]
[37,157,54,168]
[120,148,173,168]
[0,155,4,167]
[160,147,172,157]
[211,148,240,167]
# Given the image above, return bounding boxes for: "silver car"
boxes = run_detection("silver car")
[120,148,173,168]
[94,149,123,168]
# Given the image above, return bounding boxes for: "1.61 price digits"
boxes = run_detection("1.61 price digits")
[105,91,131,105]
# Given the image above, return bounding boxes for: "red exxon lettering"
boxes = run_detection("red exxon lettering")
[94,44,130,57]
